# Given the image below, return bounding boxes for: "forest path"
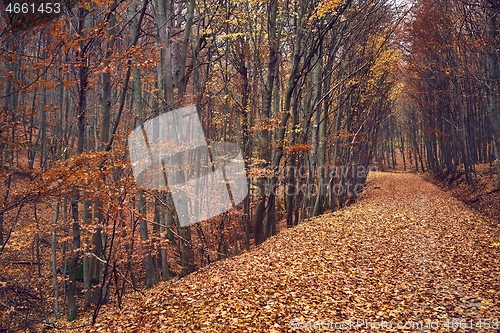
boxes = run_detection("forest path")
[88,173,500,333]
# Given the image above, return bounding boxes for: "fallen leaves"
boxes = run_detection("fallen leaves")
[73,173,499,333]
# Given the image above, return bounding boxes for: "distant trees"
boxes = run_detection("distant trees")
[0,0,401,327]
[399,0,500,185]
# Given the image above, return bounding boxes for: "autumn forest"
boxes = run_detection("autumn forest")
[0,0,499,331]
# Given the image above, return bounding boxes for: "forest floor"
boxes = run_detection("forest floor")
[67,172,500,333]
[424,164,500,223]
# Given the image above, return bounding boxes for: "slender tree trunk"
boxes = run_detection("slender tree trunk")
[286,86,299,227]
[254,0,279,245]
[177,0,195,97]
[51,203,60,319]
[155,0,174,108]
[138,191,158,288]
[133,55,159,289]
[400,133,406,171]
[67,193,81,321]
[312,51,326,217]
[68,5,90,319]
[486,8,500,186]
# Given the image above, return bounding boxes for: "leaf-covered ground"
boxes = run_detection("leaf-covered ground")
[84,173,500,332]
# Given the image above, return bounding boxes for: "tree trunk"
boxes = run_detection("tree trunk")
[51,203,60,319]
[254,0,279,245]
[138,191,158,288]
[486,7,500,186]
[68,7,89,319]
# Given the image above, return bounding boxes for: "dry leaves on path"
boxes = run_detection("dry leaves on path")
[83,173,500,333]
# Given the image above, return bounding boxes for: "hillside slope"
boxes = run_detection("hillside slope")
[78,173,500,333]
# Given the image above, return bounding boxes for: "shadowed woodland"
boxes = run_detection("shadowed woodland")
[0,0,499,331]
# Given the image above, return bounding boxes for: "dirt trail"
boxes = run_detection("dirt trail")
[85,173,500,333]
